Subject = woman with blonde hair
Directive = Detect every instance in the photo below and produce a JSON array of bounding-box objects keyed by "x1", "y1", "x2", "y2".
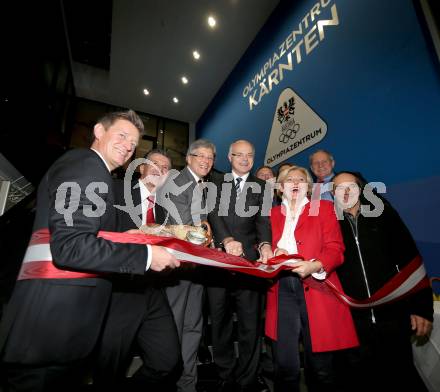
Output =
[{"x1": 265, "y1": 165, "x2": 358, "y2": 392}]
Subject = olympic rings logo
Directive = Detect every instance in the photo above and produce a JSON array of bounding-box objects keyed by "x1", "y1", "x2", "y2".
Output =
[{"x1": 279, "y1": 121, "x2": 300, "y2": 144}]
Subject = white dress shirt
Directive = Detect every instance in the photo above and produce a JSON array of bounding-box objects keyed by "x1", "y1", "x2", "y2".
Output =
[
  {"x1": 138, "y1": 180, "x2": 155, "y2": 271},
  {"x1": 277, "y1": 197, "x2": 326, "y2": 280},
  {"x1": 232, "y1": 171, "x2": 250, "y2": 193},
  {"x1": 277, "y1": 197, "x2": 308, "y2": 254},
  {"x1": 139, "y1": 179, "x2": 156, "y2": 223},
  {"x1": 187, "y1": 166, "x2": 202, "y2": 183}
]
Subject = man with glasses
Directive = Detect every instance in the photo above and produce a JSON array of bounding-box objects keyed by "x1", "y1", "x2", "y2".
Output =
[
  {"x1": 207, "y1": 139, "x2": 272, "y2": 392},
  {"x1": 155, "y1": 139, "x2": 215, "y2": 392}
]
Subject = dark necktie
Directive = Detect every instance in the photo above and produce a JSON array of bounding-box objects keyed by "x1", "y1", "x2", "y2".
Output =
[
  {"x1": 235, "y1": 177, "x2": 242, "y2": 196},
  {"x1": 198, "y1": 179, "x2": 207, "y2": 204},
  {"x1": 145, "y1": 195, "x2": 155, "y2": 225}
]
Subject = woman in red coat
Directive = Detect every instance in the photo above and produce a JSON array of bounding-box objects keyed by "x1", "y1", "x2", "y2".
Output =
[{"x1": 265, "y1": 165, "x2": 358, "y2": 392}]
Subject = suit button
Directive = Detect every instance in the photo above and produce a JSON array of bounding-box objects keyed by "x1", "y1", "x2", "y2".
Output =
[{"x1": 304, "y1": 287, "x2": 309, "y2": 291}]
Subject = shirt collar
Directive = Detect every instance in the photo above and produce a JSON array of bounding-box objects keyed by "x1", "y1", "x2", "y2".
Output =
[
  {"x1": 319, "y1": 173, "x2": 335, "y2": 183},
  {"x1": 138, "y1": 179, "x2": 154, "y2": 202},
  {"x1": 232, "y1": 171, "x2": 250, "y2": 183},
  {"x1": 343, "y1": 207, "x2": 360, "y2": 220},
  {"x1": 187, "y1": 166, "x2": 202, "y2": 183},
  {"x1": 90, "y1": 148, "x2": 112, "y2": 172},
  {"x1": 282, "y1": 196, "x2": 309, "y2": 217}
]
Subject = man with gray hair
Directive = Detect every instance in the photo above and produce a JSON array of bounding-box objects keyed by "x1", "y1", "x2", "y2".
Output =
[
  {"x1": 156, "y1": 139, "x2": 216, "y2": 392},
  {"x1": 309, "y1": 149, "x2": 336, "y2": 201}
]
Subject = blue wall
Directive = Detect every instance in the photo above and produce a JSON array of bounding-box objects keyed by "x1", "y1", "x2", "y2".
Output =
[{"x1": 197, "y1": 0, "x2": 440, "y2": 277}]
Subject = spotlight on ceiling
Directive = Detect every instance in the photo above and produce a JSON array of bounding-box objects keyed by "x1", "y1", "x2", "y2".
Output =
[
  {"x1": 192, "y1": 50, "x2": 201, "y2": 60},
  {"x1": 173, "y1": 97, "x2": 179, "y2": 103},
  {"x1": 143, "y1": 88, "x2": 150, "y2": 96},
  {"x1": 208, "y1": 16, "x2": 216, "y2": 28},
  {"x1": 181, "y1": 76, "x2": 189, "y2": 84}
]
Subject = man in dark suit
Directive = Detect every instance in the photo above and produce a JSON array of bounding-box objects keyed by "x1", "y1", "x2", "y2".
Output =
[
  {"x1": 208, "y1": 139, "x2": 273, "y2": 392},
  {"x1": 0, "y1": 110, "x2": 180, "y2": 391},
  {"x1": 155, "y1": 139, "x2": 215, "y2": 392},
  {"x1": 95, "y1": 148, "x2": 181, "y2": 390}
]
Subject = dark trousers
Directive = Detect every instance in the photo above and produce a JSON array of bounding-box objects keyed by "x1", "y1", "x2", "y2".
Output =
[
  {"x1": 272, "y1": 275, "x2": 336, "y2": 392},
  {"x1": 3, "y1": 360, "x2": 90, "y2": 392},
  {"x1": 206, "y1": 272, "x2": 263, "y2": 387},
  {"x1": 94, "y1": 284, "x2": 181, "y2": 391},
  {"x1": 337, "y1": 312, "x2": 428, "y2": 392}
]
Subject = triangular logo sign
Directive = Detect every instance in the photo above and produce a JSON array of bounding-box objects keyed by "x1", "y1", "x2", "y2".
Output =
[{"x1": 264, "y1": 87, "x2": 327, "y2": 167}]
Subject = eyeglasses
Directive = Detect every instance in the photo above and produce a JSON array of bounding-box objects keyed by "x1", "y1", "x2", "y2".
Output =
[
  {"x1": 230, "y1": 153, "x2": 254, "y2": 159},
  {"x1": 189, "y1": 153, "x2": 215, "y2": 162}
]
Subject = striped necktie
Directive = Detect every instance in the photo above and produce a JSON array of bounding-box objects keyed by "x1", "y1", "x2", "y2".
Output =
[{"x1": 235, "y1": 177, "x2": 242, "y2": 196}]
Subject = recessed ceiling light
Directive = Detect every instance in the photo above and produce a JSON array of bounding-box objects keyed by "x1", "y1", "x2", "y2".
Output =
[
  {"x1": 143, "y1": 88, "x2": 150, "y2": 96},
  {"x1": 192, "y1": 50, "x2": 201, "y2": 60},
  {"x1": 181, "y1": 76, "x2": 188, "y2": 84},
  {"x1": 208, "y1": 16, "x2": 216, "y2": 28},
  {"x1": 173, "y1": 97, "x2": 179, "y2": 103}
]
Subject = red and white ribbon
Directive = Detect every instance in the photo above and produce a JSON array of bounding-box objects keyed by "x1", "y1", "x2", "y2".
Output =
[
  {"x1": 18, "y1": 229, "x2": 302, "y2": 280},
  {"x1": 302, "y1": 255, "x2": 430, "y2": 308},
  {"x1": 20, "y1": 229, "x2": 99, "y2": 280},
  {"x1": 19, "y1": 229, "x2": 430, "y2": 308}
]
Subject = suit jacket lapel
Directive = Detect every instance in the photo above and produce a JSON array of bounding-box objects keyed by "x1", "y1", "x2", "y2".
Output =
[
  {"x1": 295, "y1": 202, "x2": 310, "y2": 232},
  {"x1": 182, "y1": 166, "x2": 197, "y2": 187},
  {"x1": 132, "y1": 181, "x2": 143, "y2": 223},
  {"x1": 183, "y1": 166, "x2": 203, "y2": 205},
  {"x1": 224, "y1": 173, "x2": 237, "y2": 202}
]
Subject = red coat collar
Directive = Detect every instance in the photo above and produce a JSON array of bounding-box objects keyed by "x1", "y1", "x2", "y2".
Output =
[{"x1": 276, "y1": 202, "x2": 311, "y2": 233}]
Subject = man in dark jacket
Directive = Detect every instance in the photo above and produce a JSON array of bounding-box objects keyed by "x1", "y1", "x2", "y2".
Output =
[
  {"x1": 94, "y1": 148, "x2": 180, "y2": 390},
  {"x1": 207, "y1": 140, "x2": 272, "y2": 392},
  {"x1": 333, "y1": 171, "x2": 433, "y2": 392},
  {"x1": 0, "y1": 110, "x2": 179, "y2": 391}
]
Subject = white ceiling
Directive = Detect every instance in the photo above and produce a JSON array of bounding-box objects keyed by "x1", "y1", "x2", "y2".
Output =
[{"x1": 71, "y1": 0, "x2": 280, "y2": 123}]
